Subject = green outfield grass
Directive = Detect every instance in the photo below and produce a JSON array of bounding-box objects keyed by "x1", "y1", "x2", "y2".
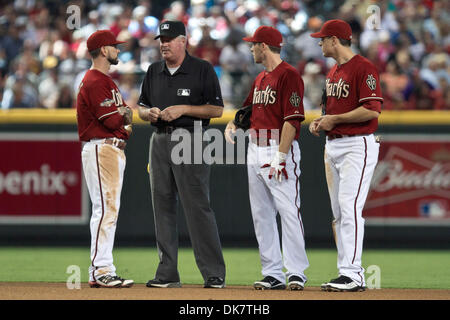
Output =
[{"x1": 0, "y1": 247, "x2": 448, "y2": 289}]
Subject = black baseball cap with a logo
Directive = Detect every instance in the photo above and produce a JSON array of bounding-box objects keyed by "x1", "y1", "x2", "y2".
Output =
[{"x1": 154, "y1": 20, "x2": 186, "y2": 40}]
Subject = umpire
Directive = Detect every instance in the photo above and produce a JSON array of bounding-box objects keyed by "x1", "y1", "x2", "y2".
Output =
[{"x1": 137, "y1": 20, "x2": 226, "y2": 288}]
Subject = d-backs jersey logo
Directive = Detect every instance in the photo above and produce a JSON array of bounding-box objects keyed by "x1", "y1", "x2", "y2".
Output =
[
  {"x1": 366, "y1": 74, "x2": 377, "y2": 90},
  {"x1": 325, "y1": 78, "x2": 350, "y2": 99},
  {"x1": 253, "y1": 85, "x2": 277, "y2": 106},
  {"x1": 289, "y1": 92, "x2": 301, "y2": 107}
]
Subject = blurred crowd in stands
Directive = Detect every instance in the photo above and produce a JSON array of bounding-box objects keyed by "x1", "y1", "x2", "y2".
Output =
[{"x1": 0, "y1": 0, "x2": 449, "y2": 111}]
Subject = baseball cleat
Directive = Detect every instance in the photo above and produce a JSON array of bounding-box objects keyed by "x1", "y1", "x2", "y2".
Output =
[
  {"x1": 287, "y1": 275, "x2": 305, "y2": 291},
  {"x1": 254, "y1": 276, "x2": 286, "y2": 290},
  {"x1": 118, "y1": 277, "x2": 134, "y2": 288},
  {"x1": 321, "y1": 276, "x2": 366, "y2": 292},
  {"x1": 93, "y1": 275, "x2": 123, "y2": 288},
  {"x1": 90, "y1": 277, "x2": 134, "y2": 288},
  {"x1": 146, "y1": 278, "x2": 182, "y2": 288},
  {"x1": 204, "y1": 277, "x2": 225, "y2": 288}
]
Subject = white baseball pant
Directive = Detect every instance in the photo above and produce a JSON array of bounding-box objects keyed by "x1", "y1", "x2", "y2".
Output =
[
  {"x1": 324, "y1": 134, "x2": 379, "y2": 286},
  {"x1": 247, "y1": 139, "x2": 309, "y2": 284},
  {"x1": 82, "y1": 140, "x2": 126, "y2": 282}
]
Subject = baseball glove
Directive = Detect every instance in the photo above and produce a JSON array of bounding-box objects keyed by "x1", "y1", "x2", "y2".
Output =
[{"x1": 233, "y1": 105, "x2": 252, "y2": 130}]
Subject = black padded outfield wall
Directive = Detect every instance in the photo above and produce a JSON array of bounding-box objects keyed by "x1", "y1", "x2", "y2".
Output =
[{"x1": 0, "y1": 111, "x2": 449, "y2": 248}]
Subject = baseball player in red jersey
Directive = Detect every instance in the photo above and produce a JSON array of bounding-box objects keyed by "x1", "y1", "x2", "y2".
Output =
[
  {"x1": 309, "y1": 20, "x2": 383, "y2": 292},
  {"x1": 225, "y1": 26, "x2": 309, "y2": 290},
  {"x1": 76, "y1": 30, "x2": 134, "y2": 288}
]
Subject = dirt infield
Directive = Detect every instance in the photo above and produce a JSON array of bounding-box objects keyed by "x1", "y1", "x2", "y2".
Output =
[{"x1": 0, "y1": 282, "x2": 448, "y2": 300}]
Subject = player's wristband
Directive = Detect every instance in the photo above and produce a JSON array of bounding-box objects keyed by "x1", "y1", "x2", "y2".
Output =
[{"x1": 275, "y1": 151, "x2": 287, "y2": 163}]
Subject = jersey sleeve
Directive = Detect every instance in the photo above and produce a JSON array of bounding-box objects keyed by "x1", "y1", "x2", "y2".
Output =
[
  {"x1": 361, "y1": 99, "x2": 382, "y2": 113},
  {"x1": 357, "y1": 61, "x2": 383, "y2": 106},
  {"x1": 202, "y1": 62, "x2": 224, "y2": 107},
  {"x1": 280, "y1": 70, "x2": 305, "y2": 122}
]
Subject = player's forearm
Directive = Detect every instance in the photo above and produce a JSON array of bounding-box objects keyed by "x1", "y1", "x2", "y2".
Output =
[
  {"x1": 278, "y1": 121, "x2": 297, "y2": 154},
  {"x1": 118, "y1": 106, "x2": 133, "y2": 125},
  {"x1": 332, "y1": 106, "x2": 379, "y2": 124},
  {"x1": 179, "y1": 104, "x2": 223, "y2": 119}
]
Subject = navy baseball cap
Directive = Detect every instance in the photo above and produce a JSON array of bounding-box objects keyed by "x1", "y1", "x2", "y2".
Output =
[{"x1": 154, "y1": 20, "x2": 186, "y2": 40}]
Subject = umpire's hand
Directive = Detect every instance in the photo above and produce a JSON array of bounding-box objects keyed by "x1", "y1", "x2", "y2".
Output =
[
  {"x1": 147, "y1": 107, "x2": 161, "y2": 123},
  {"x1": 160, "y1": 105, "x2": 185, "y2": 122}
]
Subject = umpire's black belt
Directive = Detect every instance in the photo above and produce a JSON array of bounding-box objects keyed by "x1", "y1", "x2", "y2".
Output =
[{"x1": 156, "y1": 126, "x2": 204, "y2": 134}]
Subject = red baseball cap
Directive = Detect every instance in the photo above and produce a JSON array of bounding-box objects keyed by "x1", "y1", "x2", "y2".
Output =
[
  {"x1": 310, "y1": 19, "x2": 352, "y2": 41},
  {"x1": 87, "y1": 30, "x2": 126, "y2": 52},
  {"x1": 243, "y1": 26, "x2": 283, "y2": 48}
]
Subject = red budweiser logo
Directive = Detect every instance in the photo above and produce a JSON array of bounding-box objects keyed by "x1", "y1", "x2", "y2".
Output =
[
  {"x1": 371, "y1": 148, "x2": 450, "y2": 192},
  {"x1": 364, "y1": 137, "x2": 450, "y2": 224}
]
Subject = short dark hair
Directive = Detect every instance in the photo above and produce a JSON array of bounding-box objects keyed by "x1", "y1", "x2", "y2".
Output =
[
  {"x1": 338, "y1": 38, "x2": 351, "y2": 47},
  {"x1": 89, "y1": 48, "x2": 101, "y2": 58},
  {"x1": 268, "y1": 45, "x2": 281, "y2": 54}
]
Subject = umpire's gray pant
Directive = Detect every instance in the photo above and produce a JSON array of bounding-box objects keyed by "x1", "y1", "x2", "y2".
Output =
[{"x1": 148, "y1": 129, "x2": 226, "y2": 282}]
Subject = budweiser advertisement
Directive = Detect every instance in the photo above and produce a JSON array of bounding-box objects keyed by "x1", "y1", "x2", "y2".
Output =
[
  {"x1": 0, "y1": 133, "x2": 88, "y2": 224},
  {"x1": 365, "y1": 134, "x2": 450, "y2": 226}
]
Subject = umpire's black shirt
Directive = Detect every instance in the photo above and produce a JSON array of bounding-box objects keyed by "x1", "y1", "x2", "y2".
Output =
[{"x1": 138, "y1": 51, "x2": 224, "y2": 128}]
